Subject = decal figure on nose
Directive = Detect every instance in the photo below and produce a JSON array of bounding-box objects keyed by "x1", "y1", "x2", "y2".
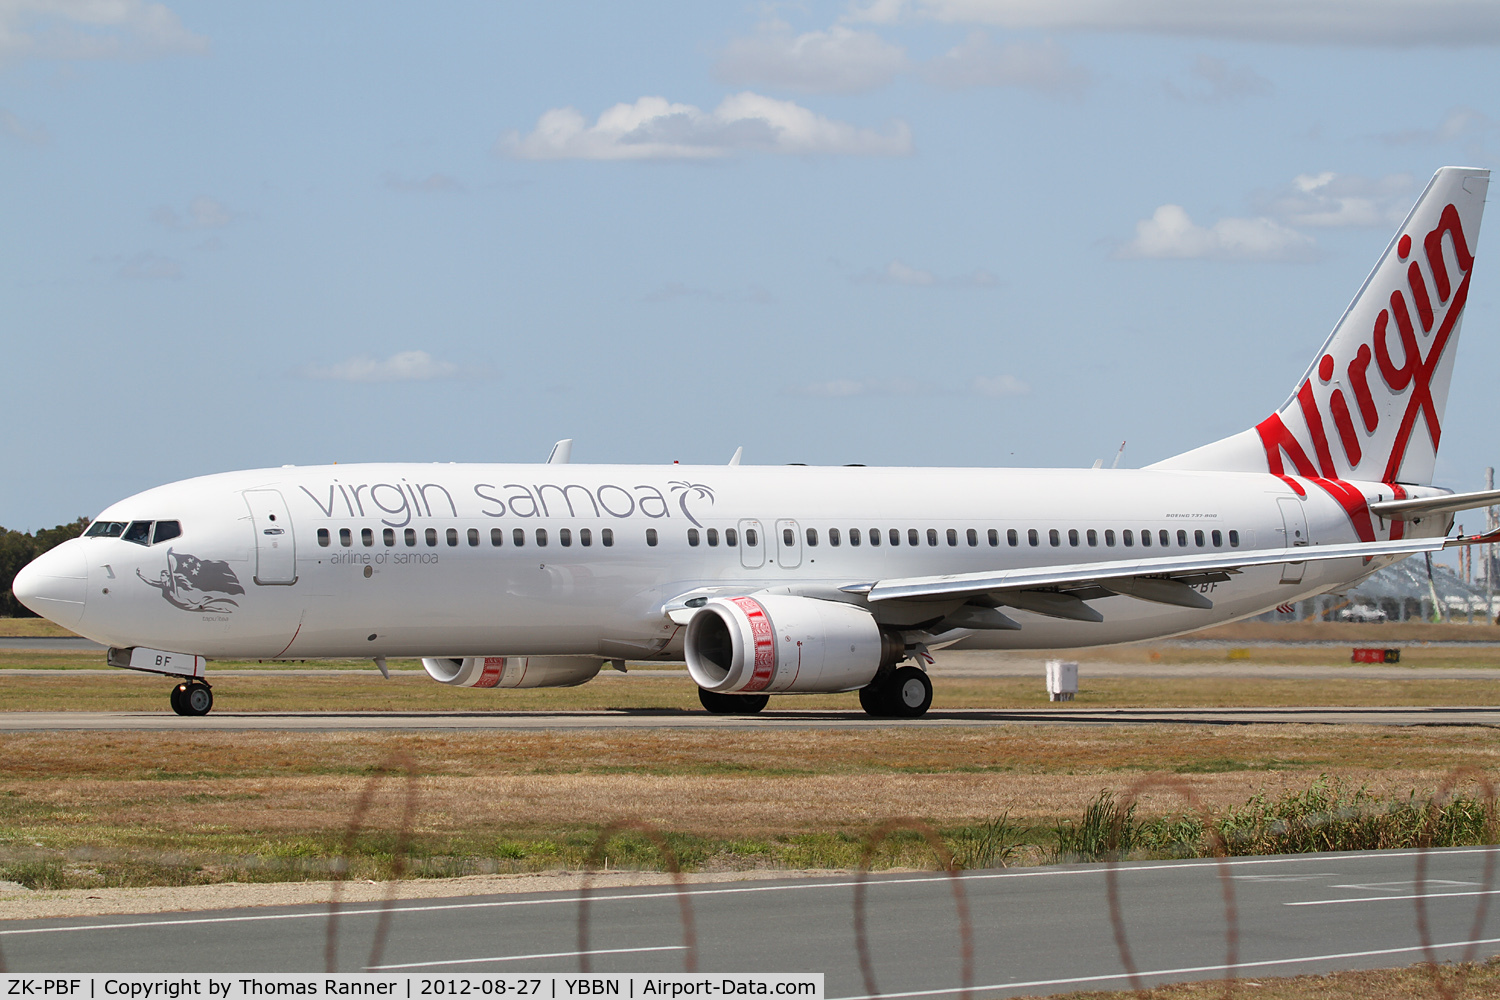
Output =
[{"x1": 138, "y1": 549, "x2": 246, "y2": 613}]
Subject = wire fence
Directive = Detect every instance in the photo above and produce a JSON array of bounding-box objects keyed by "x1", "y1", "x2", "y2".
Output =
[{"x1": 1, "y1": 760, "x2": 1498, "y2": 997}]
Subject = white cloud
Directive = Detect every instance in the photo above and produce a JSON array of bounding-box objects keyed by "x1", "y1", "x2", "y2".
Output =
[
  {"x1": 152, "y1": 196, "x2": 232, "y2": 230},
  {"x1": 717, "y1": 22, "x2": 908, "y2": 93},
  {"x1": 1166, "y1": 54, "x2": 1272, "y2": 102},
  {"x1": 854, "y1": 259, "x2": 1000, "y2": 287},
  {"x1": 783, "y1": 374, "x2": 1026, "y2": 397},
  {"x1": 925, "y1": 32, "x2": 1090, "y2": 95},
  {"x1": 384, "y1": 173, "x2": 465, "y2": 193},
  {"x1": 112, "y1": 251, "x2": 180, "y2": 280},
  {"x1": 860, "y1": 0, "x2": 1500, "y2": 45},
  {"x1": 1378, "y1": 106, "x2": 1494, "y2": 145},
  {"x1": 0, "y1": 107, "x2": 47, "y2": 145},
  {"x1": 971, "y1": 374, "x2": 1029, "y2": 397},
  {"x1": 302, "y1": 351, "x2": 466, "y2": 383},
  {"x1": 1257, "y1": 171, "x2": 1414, "y2": 228},
  {"x1": 1116, "y1": 204, "x2": 1314, "y2": 261},
  {"x1": 500, "y1": 92, "x2": 912, "y2": 160},
  {"x1": 0, "y1": 0, "x2": 207, "y2": 63}
]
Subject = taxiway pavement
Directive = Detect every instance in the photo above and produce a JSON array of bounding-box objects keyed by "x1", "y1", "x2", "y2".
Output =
[
  {"x1": 0, "y1": 705, "x2": 1497, "y2": 730},
  {"x1": 2, "y1": 849, "x2": 1497, "y2": 996}
]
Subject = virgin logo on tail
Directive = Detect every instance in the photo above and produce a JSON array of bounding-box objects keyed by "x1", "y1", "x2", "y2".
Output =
[{"x1": 1257, "y1": 203, "x2": 1475, "y2": 490}]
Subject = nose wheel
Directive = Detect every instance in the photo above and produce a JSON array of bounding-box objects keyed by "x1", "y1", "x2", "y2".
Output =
[{"x1": 169, "y1": 681, "x2": 214, "y2": 716}]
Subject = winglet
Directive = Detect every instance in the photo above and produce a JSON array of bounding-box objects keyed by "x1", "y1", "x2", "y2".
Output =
[
  {"x1": 546, "y1": 439, "x2": 573, "y2": 464},
  {"x1": 728, "y1": 446, "x2": 743, "y2": 466}
]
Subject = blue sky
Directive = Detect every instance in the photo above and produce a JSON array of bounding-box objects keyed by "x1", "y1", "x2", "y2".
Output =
[{"x1": 3, "y1": 1, "x2": 1500, "y2": 535}]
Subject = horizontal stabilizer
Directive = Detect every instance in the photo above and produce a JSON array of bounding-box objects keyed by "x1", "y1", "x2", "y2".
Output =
[{"x1": 1369, "y1": 488, "x2": 1500, "y2": 521}]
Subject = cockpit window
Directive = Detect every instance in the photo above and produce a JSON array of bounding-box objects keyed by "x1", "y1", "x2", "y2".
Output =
[
  {"x1": 122, "y1": 521, "x2": 153, "y2": 545},
  {"x1": 153, "y1": 520, "x2": 182, "y2": 544},
  {"x1": 85, "y1": 521, "x2": 126, "y2": 538}
]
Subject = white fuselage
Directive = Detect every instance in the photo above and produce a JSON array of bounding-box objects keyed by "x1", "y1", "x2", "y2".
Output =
[{"x1": 40, "y1": 462, "x2": 1446, "y2": 662}]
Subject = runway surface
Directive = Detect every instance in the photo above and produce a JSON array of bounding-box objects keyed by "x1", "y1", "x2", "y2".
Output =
[
  {"x1": 3, "y1": 849, "x2": 1498, "y2": 995},
  {"x1": 1, "y1": 705, "x2": 1498, "y2": 730}
]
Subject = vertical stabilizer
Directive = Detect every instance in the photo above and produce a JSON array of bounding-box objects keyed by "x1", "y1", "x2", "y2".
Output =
[{"x1": 1151, "y1": 166, "x2": 1488, "y2": 486}]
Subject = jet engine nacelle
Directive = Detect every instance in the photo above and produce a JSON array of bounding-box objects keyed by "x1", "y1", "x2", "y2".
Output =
[
  {"x1": 685, "y1": 594, "x2": 903, "y2": 694},
  {"x1": 421, "y1": 655, "x2": 602, "y2": 688}
]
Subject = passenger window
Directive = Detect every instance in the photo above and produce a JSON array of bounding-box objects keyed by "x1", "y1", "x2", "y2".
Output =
[
  {"x1": 804, "y1": 528, "x2": 816, "y2": 547},
  {"x1": 1141, "y1": 530, "x2": 1151, "y2": 547},
  {"x1": 405, "y1": 528, "x2": 416, "y2": 546},
  {"x1": 383, "y1": 528, "x2": 395, "y2": 546},
  {"x1": 890, "y1": 528, "x2": 901, "y2": 546},
  {"x1": 726, "y1": 528, "x2": 738, "y2": 546},
  {"x1": 1087, "y1": 529, "x2": 1098, "y2": 547},
  {"x1": 647, "y1": 528, "x2": 658, "y2": 547},
  {"x1": 580, "y1": 528, "x2": 592, "y2": 546},
  {"x1": 123, "y1": 521, "x2": 152, "y2": 545},
  {"x1": 746, "y1": 528, "x2": 758, "y2": 546},
  {"x1": 446, "y1": 528, "x2": 459, "y2": 547},
  {"x1": 1007, "y1": 529, "x2": 1018, "y2": 547},
  {"x1": 707, "y1": 528, "x2": 719, "y2": 546},
  {"x1": 830, "y1": 528, "x2": 841, "y2": 546},
  {"x1": 317, "y1": 528, "x2": 330, "y2": 547},
  {"x1": 1160, "y1": 530, "x2": 1170, "y2": 547},
  {"x1": 868, "y1": 528, "x2": 879, "y2": 546},
  {"x1": 362, "y1": 528, "x2": 374, "y2": 547},
  {"x1": 426, "y1": 527, "x2": 438, "y2": 547},
  {"x1": 559, "y1": 528, "x2": 570, "y2": 547},
  {"x1": 849, "y1": 528, "x2": 861, "y2": 547},
  {"x1": 85, "y1": 521, "x2": 127, "y2": 538},
  {"x1": 1212, "y1": 530, "x2": 1222, "y2": 547},
  {"x1": 1068, "y1": 529, "x2": 1079, "y2": 547},
  {"x1": 491, "y1": 528, "x2": 504, "y2": 546},
  {"x1": 688, "y1": 528, "x2": 700, "y2": 547},
  {"x1": 1123, "y1": 530, "x2": 1134, "y2": 547},
  {"x1": 786, "y1": 528, "x2": 797, "y2": 546},
  {"x1": 341, "y1": 528, "x2": 353, "y2": 547},
  {"x1": 1194, "y1": 530, "x2": 1205, "y2": 547},
  {"x1": 927, "y1": 528, "x2": 938, "y2": 546},
  {"x1": 153, "y1": 521, "x2": 182, "y2": 544},
  {"x1": 1028, "y1": 528, "x2": 1039, "y2": 546},
  {"x1": 535, "y1": 528, "x2": 547, "y2": 546},
  {"x1": 1105, "y1": 529, "x2": 1115, "y2": 546},
  {"x1": 602, "y1": 528, "x2": 613, "y2": 546},
  {"x1": 988, "y1": 528, "x2": 999, "y2": 547},
  {"x1": 513, "y1": 528, "x2": 525, "y2": 547},
  {"x1": 1049, "y1": 529, "x2": 1060, "y2": 547},
  {"x1": 469, "y1": 528, "x2": 481, "y2": 547},
  {"x1": 966, "y1": 528, "x2": 978, "y2": 546},
  {"x1": 909, "y1": 529, "x2": 920, "y2": 546},
  {"x1": 1229, "y1": 530, "x2": 1240, "y2": 547}
]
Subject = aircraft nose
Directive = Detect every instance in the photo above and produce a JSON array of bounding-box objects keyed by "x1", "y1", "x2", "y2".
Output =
[{"x1": 12, "y1": 540, "x2": 87, "y2": 629}]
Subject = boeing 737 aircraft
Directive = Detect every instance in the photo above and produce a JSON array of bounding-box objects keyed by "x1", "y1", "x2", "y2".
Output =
[{"x1": 13, "y1": 166, "x2": 1499, "y2": 718}]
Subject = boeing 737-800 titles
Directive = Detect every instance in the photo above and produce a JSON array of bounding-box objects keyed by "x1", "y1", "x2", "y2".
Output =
[{"x1": 13, "y1": 166, "x2": 1500, "y2": 718}]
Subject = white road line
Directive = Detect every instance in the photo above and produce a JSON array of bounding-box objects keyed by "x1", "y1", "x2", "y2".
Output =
[
  {"x1": 831, "y1": 934, "x2": 1500, "y2": 1000},
  {"x1": 3, "y1": 848, "x2": 1494, "y2": 937},
  {"x1": 1288, "y1": 888, "x2": 1500, "y2": 906},
  {"x1": 369, "y1": 946, "x2": 685, "y2": 970}
]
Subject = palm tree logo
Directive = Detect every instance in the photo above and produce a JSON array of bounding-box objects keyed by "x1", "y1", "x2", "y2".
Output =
[{"x1": 669, "y1": 481, "x2": 715, "y2": 527}]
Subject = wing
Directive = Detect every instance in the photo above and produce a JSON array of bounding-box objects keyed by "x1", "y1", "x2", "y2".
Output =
[{"x1": 854, "y1": 536, "x2": 1449, "y2": 613}]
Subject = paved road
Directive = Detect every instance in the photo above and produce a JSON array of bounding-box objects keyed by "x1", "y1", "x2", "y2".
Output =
[
  {"x1": 2, "y1": 849, "x2": 1497, "y2": 996},
  {"x1": 1, "y1": 705, "x2": 1497, "y2": 731}
]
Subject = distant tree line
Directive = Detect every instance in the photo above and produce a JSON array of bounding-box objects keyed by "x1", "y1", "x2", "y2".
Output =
[{"x1": 0, "y1": 519, "x2": 88, "y2": 617}]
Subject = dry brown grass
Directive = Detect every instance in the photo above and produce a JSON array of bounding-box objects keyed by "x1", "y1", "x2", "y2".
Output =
[
  {"x1": 1030, "y1": 959, "x2": 1500, "y2": 998},
  {"x1": 0, "y1": 619, "x2": 77, "y2": 637}
]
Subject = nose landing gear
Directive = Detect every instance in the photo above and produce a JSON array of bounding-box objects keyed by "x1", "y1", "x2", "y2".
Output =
[{"x1": 169, "y1": 680, "x2": 214, "y2": 716}]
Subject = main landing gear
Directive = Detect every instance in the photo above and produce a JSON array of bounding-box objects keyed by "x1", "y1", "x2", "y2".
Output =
[
  {"x1": 859, "y1": 665, "x2": 933, "y2": 719},
  {"x1": 169, "y1": 680, "x2": 214, "y2": 717},
  {"x1": 698, "y1": 688, "x2": 770, "y2": 715}
]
